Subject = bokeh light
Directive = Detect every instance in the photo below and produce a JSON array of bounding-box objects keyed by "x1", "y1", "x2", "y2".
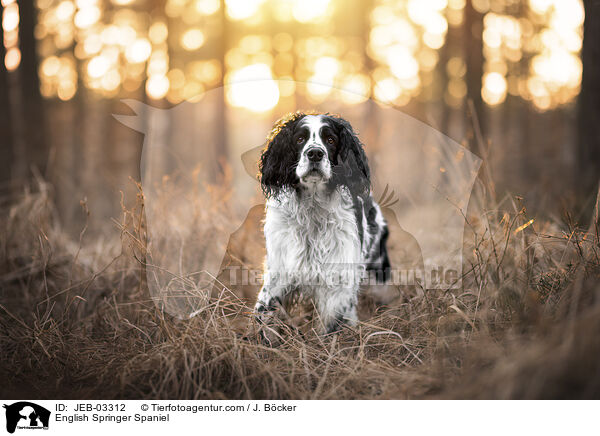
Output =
[
  {"x1": 226, "y1": 63, "x2": 279, "y2": 112},
  {"x1": 4, "y1": 46, "x2": 20, "y2": 71},
  {"x1": 225, "y1": 0, "x2": 265, "y2": 21},
  {"x1": 482, "y1": 0, "x2": 583, "y2": 110},
  {"x1": 2, "y1": 0, "x2": 21, "y2": 71},
  {"x1": 181, "y1": 28, "x2": 205, "y2": 51},
  {"x1": 24, "y1": 0, "x2": 583, "y2": 112},
  {"x1": 482, "y1": 71, "x2": 507, "y2": 105}
]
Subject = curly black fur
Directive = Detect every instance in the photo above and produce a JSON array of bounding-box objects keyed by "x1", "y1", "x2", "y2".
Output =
[
  {"x1": 259, "y1": 115, "x2": 305, "y2": 198},
  {"x1": 259, "y1": 112, "x2": 371, "y2": 199},
  {"x1": 327, "y1": 116, "x2": 371, "y2": 198}
]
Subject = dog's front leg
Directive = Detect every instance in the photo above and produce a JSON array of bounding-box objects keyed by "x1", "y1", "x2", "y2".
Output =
[
  {"x1": 254, "y1": 285, "x2": 287, "y2": 316},
  {"x1": 254, "y1": 284, "x2": 291, "y2": 345},
  {"x1": 316, "y1": 287, "x2": 358, "y2": 334}
]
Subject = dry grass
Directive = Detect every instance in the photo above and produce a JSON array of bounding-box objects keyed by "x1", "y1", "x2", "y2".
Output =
[{"x1": 1, "y1": 173, "x2": 599, "y2": 399}]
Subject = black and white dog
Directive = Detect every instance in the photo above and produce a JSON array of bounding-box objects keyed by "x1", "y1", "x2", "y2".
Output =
[{"x1": 254, "y1": 112, "x2": 391, "y2": 335}]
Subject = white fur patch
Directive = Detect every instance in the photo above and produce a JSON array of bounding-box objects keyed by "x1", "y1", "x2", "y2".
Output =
[
  {"x1": 255, "y1": 114, "x2": 390, "y2": 335},
  {"x1": 295, "y1": 115, "x2": 332, "y2": 184},
  {"x1": 259, "y1": 187, "x2": 362, "y2": 328}
]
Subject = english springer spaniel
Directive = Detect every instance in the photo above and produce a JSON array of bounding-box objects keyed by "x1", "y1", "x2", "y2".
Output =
[{"x1": 255, "y1": 112, "x2": 391, "y2": 337}]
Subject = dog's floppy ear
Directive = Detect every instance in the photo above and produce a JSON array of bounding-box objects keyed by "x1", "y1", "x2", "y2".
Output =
[
  {"x1": 259, "y1": 114, "x2": 303, "y2": 198},
  {"x1": 332, "y1": 117, "x2": 371, "y2": 197}
]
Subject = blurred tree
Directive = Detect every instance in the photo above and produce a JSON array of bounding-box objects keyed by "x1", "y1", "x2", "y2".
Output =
[
  {"x1": 579, "y1": 0, "x2": 600, "y2": 201},
  {"x1": 18, "y1": 0, "x2": 44, "y2": 176},
  {"x1": 465, "y1": 0, "x2": 484, "y2": 145},
  {"x1": 217, "y1": 0, "x2": 228, "y2": 163},
  {"x1": 0, "y1": 3, "x2": 13, "y2": 186}
]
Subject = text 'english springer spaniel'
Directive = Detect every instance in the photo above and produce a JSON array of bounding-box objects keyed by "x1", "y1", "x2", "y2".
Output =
[{"x1": 255, "y1": 112, "x2": 391, "y2": 339}]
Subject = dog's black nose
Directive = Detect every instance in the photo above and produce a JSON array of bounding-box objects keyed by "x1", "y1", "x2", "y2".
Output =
[{"x1": 306, "y1": 147, "x2": 324, "y2": 162}]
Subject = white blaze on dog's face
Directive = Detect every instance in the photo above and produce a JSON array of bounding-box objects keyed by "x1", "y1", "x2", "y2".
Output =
[
  {"x1": 260, "y1": 112, "x2": 370, "y2": 200},
  {"x1": 294, "y1": 115, "x2": 338, "y2": 186}
]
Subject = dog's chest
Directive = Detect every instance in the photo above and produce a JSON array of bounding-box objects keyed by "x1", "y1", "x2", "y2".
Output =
[{"x1": 265, "y1": 190, "x2": 361, "y2": 280}]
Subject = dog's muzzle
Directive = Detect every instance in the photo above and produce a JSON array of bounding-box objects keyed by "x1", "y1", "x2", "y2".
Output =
[
  {"x1": 306, "y1": 147, "x2": 324, "y2": 162},
  {"x1": 298, "y1": 145, "x2": 330, "y2": 182}
]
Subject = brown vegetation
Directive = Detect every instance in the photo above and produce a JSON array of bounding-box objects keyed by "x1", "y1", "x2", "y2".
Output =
[{"x1": 0, "y1": 175, "x2": 599, "y2": 399}]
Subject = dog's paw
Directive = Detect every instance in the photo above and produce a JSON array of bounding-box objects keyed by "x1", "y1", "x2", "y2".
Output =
[
  {"x1": 253, "y1": 308, "x2": 284, "y2": 347},
  {"x1": 324, "y1": 314, "x2": 358, "y2": 335},
  {"x1": 257, "y1": 324, "x2": 284, "y2": 347},
  {"x1": 325, "y1": 321, "x2": 344, "y2": 335}
]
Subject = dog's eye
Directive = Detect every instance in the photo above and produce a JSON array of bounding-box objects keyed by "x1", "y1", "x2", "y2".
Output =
[
  {"x1": 296, "y1": 136, "x2": 305, "y2": 144},
  {"x1": 327, "y1": 137, "x2": 335, "y2": 145}
]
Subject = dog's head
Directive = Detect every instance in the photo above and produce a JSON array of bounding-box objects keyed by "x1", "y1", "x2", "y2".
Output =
[{"x1": 259, "y1": 112, "x2": 370, "y2": 198}]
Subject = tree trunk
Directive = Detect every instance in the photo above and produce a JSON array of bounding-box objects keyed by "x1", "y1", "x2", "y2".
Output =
[
  {"x1": 579, "y1": 0, "x2": 600, "y2": 199},
  {"x1": 465, "y1": 0, "x2": 484, "y2": 147},
  {"x1": 18, "y1": 0, "x2": 45, "y2": 175},
  {"x1": 0, "y1": 3, "x2": 14, "y2": 186}
]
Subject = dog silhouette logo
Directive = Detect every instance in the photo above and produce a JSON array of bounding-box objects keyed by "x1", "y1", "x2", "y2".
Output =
[
  {"x1": 114, "y1": 91, "x2": 481, "y2": 319},
  {"x1": 3, "y1": 402, "x2": 50, "y2": 433}
]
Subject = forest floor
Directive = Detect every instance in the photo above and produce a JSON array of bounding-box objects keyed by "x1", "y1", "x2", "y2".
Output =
[{"x1": 1, "y1": 175, "x2": 599, "y2": 399}]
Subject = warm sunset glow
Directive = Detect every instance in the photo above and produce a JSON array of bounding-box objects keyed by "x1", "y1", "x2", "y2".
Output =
[
  {"x1": 148, "y1": 21, "x2": 168, "y2": 44},
  {"x1": 2, "y1": 0, "x2": 20, "y2": 72},
  {"x1": 278, "y1": 78, "x2": 295, "y2": 97},
  {"x1": 147, "y1": 50, "x2": 169, "y2": 76},
  {"x1": 57, "y1": 78, "x2": 77, "y2": 100},
  {"x1": 226, "y1": 63, "x2": 279, "y2": 112},
  {"x1": 4, "y1": 46, "x2": 21, "y2": 71},
  {"x1": 482, "y1": 71, "x2": 507, "y2": 105},
  {"x1": 125, "y1": 38, "x2": 152, "y2": 63},
  {"x1": 374, "y1": 77, "x2": 401, "y2": 104},
  {"x1": 304, "y1": 56, "x2": 341, "y2": 100},
  {"x1": 41, "y1": 56, "x2": 60, "y2": 77},
  {"x1": 2, "y1": 2, "x2": 19, "y2": 32},
  {"x1": 195, "y1": 0, "x2": 220, "y2": 15},
  {"x1": 290, "y1": 0, "x2": 331, "y2": 23},
  {"x1": 225, "y1": 0, "x2": 265, "y2": 20},
  {"x1": 481, "y1": 0, "x2": 583, "y2": 109},
  {"x1": 146, "y1": 74, "x2": 170, "y2": 99},
  {"x1": 29, "y1": 0, "x2": 583, "y2": 111},
  {"x1": 55, "y1": 1, "x2": 75, "y2": 20},
  {"x1": 87, "y1": 55, "x2": 110, "y2": 79},
  {"x1": 74, "y1": 4, "x2": 101, "y2": 29},
  {"x1": 339, "y1": 74, "x2": 370, "y2": 104},
  {"x1": 387, "y1": 46, "x2": 419, "y2": 80},
  {"x1": 181, "y1": 28, "x2": 205, "y2": 51},
  {"x1": 531, "y1": 51, "x2": 582, "y2": 88}
]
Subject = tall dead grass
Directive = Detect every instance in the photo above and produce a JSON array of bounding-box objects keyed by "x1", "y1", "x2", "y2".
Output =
[{"x1": 0, "y1": 173, "x2": 599, "y2": 399}]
